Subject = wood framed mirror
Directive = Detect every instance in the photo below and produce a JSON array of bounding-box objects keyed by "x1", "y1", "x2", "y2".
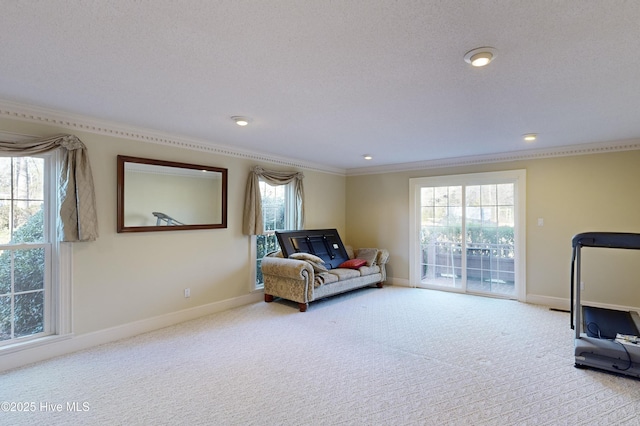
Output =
[{"x1": 117, "y1": 155, "x2": 227, "y2": 233}]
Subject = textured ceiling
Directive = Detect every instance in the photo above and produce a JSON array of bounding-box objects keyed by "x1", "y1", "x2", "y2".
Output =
[{"x1": 1, "y1": 1, "x2": 640, "y2": 171}]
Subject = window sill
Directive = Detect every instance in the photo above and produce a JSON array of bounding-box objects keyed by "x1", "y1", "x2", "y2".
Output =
[{"x1": 0, "y1": 333, "x2": 74, "y2": 355}]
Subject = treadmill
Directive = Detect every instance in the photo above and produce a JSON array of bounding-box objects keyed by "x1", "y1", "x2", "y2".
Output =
[{"x1": 571, "y1": 232, "x2": 640, "y2": 378}]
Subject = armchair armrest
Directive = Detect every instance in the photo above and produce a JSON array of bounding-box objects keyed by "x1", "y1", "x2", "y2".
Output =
[
  {"x1": 261, "y1": 257, "x2": 315, "y2": 309},
  {"x1": 377, "y1": 249, "x2": 389, "y2": 265},
  {"x1": 353, "y1": 247, "x2": 389, "y2": 265},
  {"x1": 260, "y1": 257, "x2": 314, "y2": 281}
]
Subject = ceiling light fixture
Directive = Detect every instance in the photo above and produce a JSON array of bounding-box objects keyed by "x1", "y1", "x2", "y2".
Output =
[
  {"x1": 363, "y1": 155, "x2": 373, "y2": 160},
  {"x1": 231, "y1": 116, "x2": 250, "y2": 126},
  {"x1": 523, "y1": 133, "x2": 537, "y2": 142},
  {"x1": 464, "y1": 47, "x2": 497, "y2": 67}
]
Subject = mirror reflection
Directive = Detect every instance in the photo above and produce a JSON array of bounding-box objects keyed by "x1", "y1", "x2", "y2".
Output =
[{"x1": 117, "y1": 156, "x2": 227, "y2": 232}]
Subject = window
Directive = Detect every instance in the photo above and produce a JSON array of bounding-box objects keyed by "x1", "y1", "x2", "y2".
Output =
[
  {"x1": 253, "y1": 180, "x2": 295, "y2": 288},
  {"x1": 0, "y1": 155, "x2": 50, "y2": 344},
  {"x1": 0, "y1": 152, "x2": 71, "y2": 350},
  {"x1": 409, "y1": 170, "x2": 526, "y2": 301}
]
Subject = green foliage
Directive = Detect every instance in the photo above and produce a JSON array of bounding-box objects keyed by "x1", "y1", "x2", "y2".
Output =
[
  {"x1": 0, "y1": 203, "x2": 42, "y2": 243},
  {"x1": 421, "y1": 224, "x2": 515, "y2": 262},
  {"x1": 256, "y1": 234, "x2": 280, "y2": 285},
  {"x1": 13, "y1": 204, "x2": 45, "y2": 243},
  {"x1": 0, "y1": 207, "x2": 45, "y2": 341},
  {"x1": 421, "y1": 224, "x2": 514, "y2": 246},
  {"x1": 256, "y1": 192, "x2": 287, "y2": 285},
  {"x1": 13, "y1": 292, "x2": 44, "y2": 337}
]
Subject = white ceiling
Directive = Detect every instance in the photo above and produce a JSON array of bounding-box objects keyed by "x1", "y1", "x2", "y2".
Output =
[{"x1": 2, "y1": 1, "x2": 640, "y2": 172}]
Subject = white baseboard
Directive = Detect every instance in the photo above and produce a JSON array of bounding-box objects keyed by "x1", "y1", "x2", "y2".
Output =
[
  {"x1": 386, "y1": 276, "x2": 410, "y2": 287},
  {"x1": 0, "y1": 292, "x2": 263, "y2": 373},
  {"x1": 526, "y1": 293, "x2": 640, "y2": 313},
  {"x1": 525, "y1": 294, "x2": 570, "y2": 310},
  {"x1": 387, "y1": 285, "x2": 640, "y2": 313},
  {"x1": 578, "y1": 300, "x2": 640, "y2": 313}
]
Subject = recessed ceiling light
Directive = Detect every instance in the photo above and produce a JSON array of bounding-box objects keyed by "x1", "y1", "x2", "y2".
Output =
[
  {"x1": 231, "y1": 116, "x2": 250, "y2": 126},
  {"x1": 363, "y1": 155, "x2": 373, "y2": 160},
  {"x1": 464, "y1": 47, "x2": 497, "y2": 67},
  {"x1": 523, "y1": 133, "x2": 537, "y2": 142}
]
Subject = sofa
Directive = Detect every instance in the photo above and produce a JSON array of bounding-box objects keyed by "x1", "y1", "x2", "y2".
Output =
[{"x1": 261, "y1": 246, "x2": 389, "y2": 312}]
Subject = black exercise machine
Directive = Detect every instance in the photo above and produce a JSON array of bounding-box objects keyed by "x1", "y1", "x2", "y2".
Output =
[{"x1": 571, "y1": 232, "x2": 640, "y2": 378}]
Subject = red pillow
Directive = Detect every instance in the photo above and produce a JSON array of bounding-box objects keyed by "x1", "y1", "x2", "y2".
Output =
[{"x1": 339, "y1": 258, "x2": 367, "y2": 269}]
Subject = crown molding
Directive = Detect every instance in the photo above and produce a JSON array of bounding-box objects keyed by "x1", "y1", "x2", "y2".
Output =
[
  {"x1": 0, "y1": 129, "x2": 37, "y2": 142},
  {"x1": 0, "y1": 99, "x2": 346, "y2": 176},
  {"x1": 345, "y1": 138, "x2": 640, "y2": 176},
  {"x1": 3, "y1": 99, "x2": 639, "y2": 178}
]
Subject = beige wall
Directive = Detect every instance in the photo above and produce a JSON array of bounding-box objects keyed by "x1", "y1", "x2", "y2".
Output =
[
  {"x1": 346, "y1": 149, "x2": 640, "y2": 308},
  {"x1": 0, "y1": 117, "x2": 345, "y2": 336}
]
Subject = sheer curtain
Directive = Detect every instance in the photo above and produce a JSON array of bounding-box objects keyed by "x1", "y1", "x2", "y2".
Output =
[
  {"x1": 0, "y1": 134, "x2": 99, "y2": 242},
  {"x1": 243, "y1": 166, "x2": 304, "y2": 235}
]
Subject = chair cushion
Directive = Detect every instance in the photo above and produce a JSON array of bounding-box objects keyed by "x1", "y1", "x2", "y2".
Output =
[
  {"x1": 339, "y1": 258, "x2": 367, "y2": 269},
  {"x1": 355, "y1": 248, "x2": 378, "y2": 266},
  {"x1": 289, "y1": 253, "x2": 328, "y2": 273},
  {"x1": 328, "y1": 268, "x2": 361, "y2": 280}
]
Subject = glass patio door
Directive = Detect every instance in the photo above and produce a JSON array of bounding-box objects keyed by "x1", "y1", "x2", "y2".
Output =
[
  {"x1": 464, "y1": 183, "x2": 515, "y2": 296},
  {"x1": 419, "y1": 185, "x2": 464, "y2": 291},
  {"x1": 410, "y1": 171, "x2": 525, "y2": 300}
]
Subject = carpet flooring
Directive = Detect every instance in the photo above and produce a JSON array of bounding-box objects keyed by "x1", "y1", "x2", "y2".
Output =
[{"x1": 1, "y1": 286, "x2": 639, "y2": 425}]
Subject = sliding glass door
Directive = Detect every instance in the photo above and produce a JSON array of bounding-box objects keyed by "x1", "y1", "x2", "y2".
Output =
[
  {"x1": 419, "y1": 185, "x2": 464, "y2": 290},
  {"x1": 410, "y1": 171, "x2": 526, "y2": 300},
  {"x1": 464, "y1": 183, "x2": 516, "y2": 296}
]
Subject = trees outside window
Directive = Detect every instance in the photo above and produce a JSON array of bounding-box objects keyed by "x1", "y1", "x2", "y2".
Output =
[{"x1": 0, "y1": 156, "x2": 50, "y2": 344}]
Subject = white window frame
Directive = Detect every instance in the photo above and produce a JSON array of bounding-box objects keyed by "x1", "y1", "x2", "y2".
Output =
[
  {"x1": 250, "y1": 180, "x2": 295, "y2": 291},
  {"x1": 0, "y1": 149, "x2": 72, "y2": 355},
  {"x1": 409, "y1": 170, "x2": 526, "y2": 301}
]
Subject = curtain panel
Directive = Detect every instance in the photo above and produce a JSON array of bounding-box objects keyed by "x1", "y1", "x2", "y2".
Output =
[
  {"x1": 0, "y1": 134, "x2": 99, "y2": 242},
  {"x1": 242, "y1": 166, "x2": 304, "y2": 235}
]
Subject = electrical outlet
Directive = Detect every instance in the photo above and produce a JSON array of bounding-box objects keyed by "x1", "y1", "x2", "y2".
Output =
[{"x1": 184, "y1": 288, "x2": 191, "y2": 298}]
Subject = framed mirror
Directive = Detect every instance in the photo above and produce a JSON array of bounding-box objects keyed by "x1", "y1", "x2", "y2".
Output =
[{"x1": 117, "y1": 155, "x2": 227, "y2": 233}]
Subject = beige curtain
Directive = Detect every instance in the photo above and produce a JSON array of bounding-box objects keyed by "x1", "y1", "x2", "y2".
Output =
[
  {"x1": 0, "y1": 134, "x2": 99, "y2": 242},
  {"x1": 243, "y1": 166, "x2": 304, "y2": 235}
]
